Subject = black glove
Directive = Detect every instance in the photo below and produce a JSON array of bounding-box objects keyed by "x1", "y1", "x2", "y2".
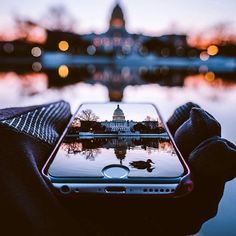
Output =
[{"x1": 0, "y1": 100, "x2": 74, "y2": 235}]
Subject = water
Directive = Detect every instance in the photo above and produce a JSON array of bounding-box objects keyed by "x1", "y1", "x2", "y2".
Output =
[
  {"x1": 0, "y1": 65, "x2": 236, "y2": 235},
  {"x1": 48, "y1": 138, "x2": 184, "y2": 178}
]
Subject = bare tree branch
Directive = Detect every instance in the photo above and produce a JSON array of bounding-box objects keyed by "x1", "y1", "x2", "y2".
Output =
[{"x1": 77, "y1": 109, "x2": 99, "y2": 121}]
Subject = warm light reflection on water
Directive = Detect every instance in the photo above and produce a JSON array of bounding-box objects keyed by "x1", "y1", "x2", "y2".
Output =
[{"x1": 0, "y1": 72, "x2": 48, "y2": 98}]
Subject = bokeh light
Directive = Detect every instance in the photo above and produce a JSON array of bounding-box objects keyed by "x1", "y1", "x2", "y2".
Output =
[
  {"x1": 205, "y1": 71, "x2": 215, "y2": 81},
  {"x1": 200, "y1": 51, "x2": 209, "y2": 61},
  {"x1": 58, "y1": 41, "x2": 69, "y2": 51},
  {"x1": 32, "y1": 62, "x2": 42, "y2": 72},
  {"x1": 207, "y1": 45, "x2": 218, "y2": 56},
  {"x1": 87, "y1": 45, "x2": 96, "y2": 55},
  {"x1": 161, "y1": 48, "x2": 170, "y2": 57},
  {"x1": 199, "y1": 65, "x2": 208, "y2": 73},
  {"x1": 31, "y1": 47, "x2": 42, "y2": 57},
  {"x1": 58, "y1": 65, "x2": 69, "y2": 78},
  {"x1": 3, "y1": 43, "x2": 14, "y2": 53}
]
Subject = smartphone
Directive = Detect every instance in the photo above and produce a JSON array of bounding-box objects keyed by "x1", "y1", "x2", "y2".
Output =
[{"x1": 42, "y1": 103, "x2": 193, "y2": 197}]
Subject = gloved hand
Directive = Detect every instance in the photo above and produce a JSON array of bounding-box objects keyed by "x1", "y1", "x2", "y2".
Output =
[
  {"x1": 167, "y1": 102, "x2": 236, "y2": 183},
  {"x1": 0, "y1": 100, "x2": 75, "y2": 235},
  {"x1": 0, "y1": 101, "x2": 235, "y2": 236}
]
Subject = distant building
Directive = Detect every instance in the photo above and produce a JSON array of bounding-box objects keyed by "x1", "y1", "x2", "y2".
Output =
[
  {"x1": 101, "y1": 105, "x2": 136, "y2": 132},
  {"x1": 82, "y1": 2, "x2": 187, "y2": 55}
]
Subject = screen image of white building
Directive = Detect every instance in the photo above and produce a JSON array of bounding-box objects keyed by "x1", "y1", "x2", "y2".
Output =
[{"x1": 101, "y1": 105, "x2": 137, "y2": 133}]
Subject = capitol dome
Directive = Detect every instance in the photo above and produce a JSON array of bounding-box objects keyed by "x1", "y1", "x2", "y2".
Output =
[
  {"x1": 109, "y1": 2, "x2": 126, "y2": 28},
  {"x1": 112, "y1": 105, "x2": 125, "y2": 121}
]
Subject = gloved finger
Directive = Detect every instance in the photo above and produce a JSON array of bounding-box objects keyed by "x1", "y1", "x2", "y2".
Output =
[
  {"x1": 174, "y1": 107, "x2": 221, "y2": 159},
  {"x1": 189, "y1": 136, "x2": 236, "y2": 182},
  {"x1": 167, "y1": 102, "x2": 200, "y2": 136}
]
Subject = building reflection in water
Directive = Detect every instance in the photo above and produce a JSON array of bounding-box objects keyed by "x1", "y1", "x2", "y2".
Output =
[
  {"x1": 1, "y1": 63, "x2": 235, "y2": 103},
  {"x1": 61, "y1": 137, "x2": 172, "y2": 164}
]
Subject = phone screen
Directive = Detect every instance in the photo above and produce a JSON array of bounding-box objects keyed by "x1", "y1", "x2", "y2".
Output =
[{"x1": 48, "y1": 103, "x2": 185, "y2": 179}]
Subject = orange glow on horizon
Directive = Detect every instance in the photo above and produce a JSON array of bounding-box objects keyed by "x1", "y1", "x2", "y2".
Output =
[
  {"x1": 0, "y1": 26, "x2": 47, "y2": 44},
  {"x1": 184, "y1": 74, "x2": 236, "y2": 89}
]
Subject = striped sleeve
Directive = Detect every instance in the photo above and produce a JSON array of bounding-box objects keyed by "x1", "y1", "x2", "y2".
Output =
[{"x1": 0, "y1": 101, "x2": 71, "y2": 145}]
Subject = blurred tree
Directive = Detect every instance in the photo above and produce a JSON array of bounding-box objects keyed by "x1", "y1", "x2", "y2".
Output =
[
  {"x1": 189, "y1": 22, "x2": 236, "y2": 48},
  {"x1": 133, "y1": 122, "x2": 147, "y2": 133},
  {"x1": 41, "y1": 5, "x2": 76, "y2": 32},
  {"x1": 13, "y1": 17, "x2": 46, "y2": 43},
  {"x1": 61, "y1": 142, "x2": 82, "y2": 154},
  {"x1": 71, "y1": 117, "x2": 81, "y2": 127},
  {"x1": 11, "y1": 5, "x2": 76, "y2": 42},
  {"x1": 81, "y1": 149, "x2": 101, "y2": 161},
  {"x1": 144, "y1": 116, "x2": 156, "y2": 121}
]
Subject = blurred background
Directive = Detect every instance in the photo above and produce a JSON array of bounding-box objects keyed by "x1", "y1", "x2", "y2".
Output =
[{"x1": 0, "y1": 0, "x2": 236, "y2": 234}]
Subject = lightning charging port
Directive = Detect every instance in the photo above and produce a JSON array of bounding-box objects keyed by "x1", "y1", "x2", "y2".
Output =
[{"x1": 105, "y1": 187, "x2": 126, "y2": 193}]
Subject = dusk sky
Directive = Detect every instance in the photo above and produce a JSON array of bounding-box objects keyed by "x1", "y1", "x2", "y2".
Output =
[
  {"x1": 77, "y1": 103, "x2": 159, "y2": 122},
  {"x1": 0, "y1": 0, "x2": 236, "y2": 37}
]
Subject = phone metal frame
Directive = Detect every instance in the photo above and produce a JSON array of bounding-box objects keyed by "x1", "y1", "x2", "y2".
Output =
[{"x1": 42, "y1": 102, "x2": 192, "y2": 197}]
